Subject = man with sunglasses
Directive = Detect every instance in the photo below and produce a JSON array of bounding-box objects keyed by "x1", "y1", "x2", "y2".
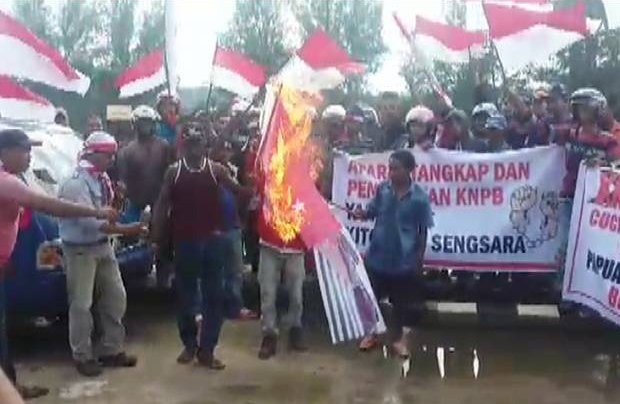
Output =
[
  {"x1": 58, "y1": 131, "x2": 147, "y2": 377},
  {"x1": 0, "y1": 129, "x2": 118, "y2": 397}
]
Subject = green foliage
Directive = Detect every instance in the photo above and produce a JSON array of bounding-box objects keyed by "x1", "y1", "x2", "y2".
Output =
[
  {"x1": 220, "y1": 0, "x2": 290, "y2": 75},
  {"x1": 293, "y1": 0, "x2": 385, "y2": 73},
  {"x1": 12, "y1": 0, "x2": 54, "y2": 43}
]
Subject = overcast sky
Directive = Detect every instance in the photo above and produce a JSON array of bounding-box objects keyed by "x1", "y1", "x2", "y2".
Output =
[
  {"x1": 1, "y1": 0, "x2": 445, "y2": 92},
  {"x1": 174, "y1": 0, "x2": 444, "y2": 91}
]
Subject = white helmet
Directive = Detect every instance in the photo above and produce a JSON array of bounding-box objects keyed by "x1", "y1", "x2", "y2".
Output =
[
  {"x1": 83, "y1": 131, "x2": 118, "y2": 155},
  {"x1": 405, "y1": 105, "x2": 434, "y2": 125},
  {"x1": 131, "y1": 105, "x2": 159, "y2": 121},
  {"x1": 321, "y1": 104, "x2": 346, "y2": 120},
  {"x1": 157, "y1": 90, "x2": 180, "y2": 105}
]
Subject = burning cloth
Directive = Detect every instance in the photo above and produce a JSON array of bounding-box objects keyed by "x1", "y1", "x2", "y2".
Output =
[{"x1": 258, "y1": 85, "x2": 386, "y2": 343}]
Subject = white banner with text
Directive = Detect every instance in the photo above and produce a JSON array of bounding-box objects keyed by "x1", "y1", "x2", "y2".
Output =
[
  {"x1": 563, "y1": 164, "x2": 620, "y2": 326},
  {"x1": 332, "y1": 146, "x2": 569, "y2": 271}
]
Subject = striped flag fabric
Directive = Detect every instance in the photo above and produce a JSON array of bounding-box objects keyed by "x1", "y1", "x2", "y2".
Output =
[
  {"x1": 465, "y1": 0, "x2": 553, "y2": 31},
  {"x1": 392, "y1": 13, "x2": 454, "y2": 108},
  {"x1": 485, "y1": 1, "x2": 588, "y2": 74},
  {"x1": 0, "y1": 75, "x2": 55, "y2": 122},
  {"x1": 314, "y1": 227, "x2": 386, "y2": 344},
  {"x1": 414, "y1": 15, "x2": 485, "y2": 64},
  {"x1": 211, "y1": 46, "x2": 266, "y2": 100},
  {"x1": 116, "y1": 49, "x2": 166, "y2": 98},
  {"x1": 276, "y1": 30, "x2": 364, "y2": 93},
  {"x1": 0, "y1": 10, "x2": 90, "y2": 94}
]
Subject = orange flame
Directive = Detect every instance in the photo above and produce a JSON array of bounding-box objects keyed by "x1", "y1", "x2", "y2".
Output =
[{"x1": 265, "y1": 87, "x2": 321, "y2": 242}]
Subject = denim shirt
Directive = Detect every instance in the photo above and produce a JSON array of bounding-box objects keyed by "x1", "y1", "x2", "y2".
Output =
[
  {"x1": 366, "y1": 181, "x2": 434, "y2": 274},
  {"x1": 58, "y1": 167, "x2": 107, "y2": 245}
]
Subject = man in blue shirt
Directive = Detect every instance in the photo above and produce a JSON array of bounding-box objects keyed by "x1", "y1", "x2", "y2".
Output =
[{"x1": 354, "y1": 150, "x2": 433, "y2": 358}]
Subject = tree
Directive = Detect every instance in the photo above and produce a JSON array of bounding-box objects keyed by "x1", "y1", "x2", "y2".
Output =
[
  {"x1": 106, "y1": 0, "x2": 137, "y2": 69},
  {"x1": 12, "y1": 0, "x2": 55, "y2": 45},
  {"x1": 56, "y1": 0, "x2": 105, "y2": 72},
  {"x1": 292, "y1": 0, "x2": 385, "y2": 73},
  {"x1": 136, "y1": 0, "x2": 165, "y2": 60},
  {"x1": 220, "y1": 0, "x2": 290, "y2": 74}
]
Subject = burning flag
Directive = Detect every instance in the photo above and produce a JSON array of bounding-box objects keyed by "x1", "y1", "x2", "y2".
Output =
[
  {"x1": 259, "y1": 85, "x2": 338, "y2": 247},
  {"x1": 258, "y1": 85, "x2": 385, "y2": 343}
]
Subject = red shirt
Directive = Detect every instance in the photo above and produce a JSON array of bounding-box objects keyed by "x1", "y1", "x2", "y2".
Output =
[{"x1": 0, "y1": 168, "x2": 38, "y2": 268}]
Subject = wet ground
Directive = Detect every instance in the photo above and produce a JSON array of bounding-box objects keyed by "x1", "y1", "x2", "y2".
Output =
[{"x1": 9, "y1": 288, "x2": 620, "y2": 404}]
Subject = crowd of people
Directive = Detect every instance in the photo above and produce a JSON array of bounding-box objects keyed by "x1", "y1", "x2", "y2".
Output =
[{"x1": 1, "y1": 81, "x2": 620, "y2": 402}]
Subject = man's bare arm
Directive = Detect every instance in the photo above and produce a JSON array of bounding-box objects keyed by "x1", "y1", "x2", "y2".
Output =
[
  {"x1": 0, "y1": 369, "x2": 24, "y2": 404},
  {"x1": 212, "y1": 162, "x2": 253, "y2": 198},
  {"x1": 152, "y1": 165, "x2": 176, "y2": 243},
  {"x1": 21, "y1": 191, "x2": 115, "y2": 221}
]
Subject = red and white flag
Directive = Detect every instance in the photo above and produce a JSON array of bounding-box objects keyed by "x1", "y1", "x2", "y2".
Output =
[
  {"x1": 0, "y1": 75, "x2": 55, "y2": 122},
  {"x1": 0, "y1": 11, "x2": 90, "y2": 95},
  {"x1": 485, "y1": 1, "x2": 587, "y2": 74},
  {"x1": 392, "y1": 13, "x2": 453, "y2": 108},
  {"x1": 116, "y1": 49, "x2": 165, "y2": 98},
  {"x1": 211, "y1": 46, "x2": 266, "y2": 100},
  {"x1": 415, "y1": 16, "x2": 485, "y2": 64},
  {"x1": 277, "y1": 30, "x2": 364, "y2": 93},
  {"x1": 466, "y1": 0, "x2": 553, "y2": 30}
]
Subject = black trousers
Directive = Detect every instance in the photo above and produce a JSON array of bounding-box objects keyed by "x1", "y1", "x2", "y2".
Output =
[
  {"x1": 0, "y1": 278, "x2": 16, "y2": 382},
  {"x1": 368, "y1": 270, "x2": 425, "y2": 340}
]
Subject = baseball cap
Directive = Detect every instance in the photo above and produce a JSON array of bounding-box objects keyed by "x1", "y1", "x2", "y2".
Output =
[{"x1": 0, "y1": 129, "x2": 42, "y2": 150}]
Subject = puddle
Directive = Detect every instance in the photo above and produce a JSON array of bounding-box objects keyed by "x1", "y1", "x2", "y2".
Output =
[
  {"x1": 59, "y1": 380, "x2": 110, "y2": 400},
  {"x1": 396, "y1": 327, "x2": 620, "y2": 399}
]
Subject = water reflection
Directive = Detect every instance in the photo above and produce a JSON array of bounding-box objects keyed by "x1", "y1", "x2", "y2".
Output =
[{"x1": 393, "y1": 327, "x2": 620, "y2": 402}]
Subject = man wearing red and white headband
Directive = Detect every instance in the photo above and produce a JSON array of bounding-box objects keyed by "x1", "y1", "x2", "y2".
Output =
[
  {"x1": 58, "y1": 131, "x2": 147, "y2": 378},
  {"x1": 0, "y1": 129, "x2": 119, "y2": 399}
]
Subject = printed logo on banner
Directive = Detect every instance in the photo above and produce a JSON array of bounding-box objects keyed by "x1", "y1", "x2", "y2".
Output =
[
  {"x1": 564, "y1": 164, "x2": 620, "y2": 326},
  {"x1": 332, "y1": 146, "x2": 569, "y2": 272},
  {"x1": 509, "y1": 185, "x2": 561, "y2": 249}
]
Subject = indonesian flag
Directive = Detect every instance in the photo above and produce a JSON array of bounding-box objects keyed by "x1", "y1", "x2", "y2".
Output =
[
  {"x1": 0, "y1": 75, "x2": 55, "y2": 122},
  {"x1": 211, "y1": 46, "x2": 266, "y2": 100},
  {"x1": 393, "y1": 13, "x2": 453, "y2": 108},
  {"x1": 0, "y1": 11, "x2": 90, "y2": 95},
  {"x1": 466, "y1": 0, "x2": 553, "y2": 31},
  {"x1": 415, "y1": 16, "x2": 485, "y2": 64},
  {"x1": 485, "y1": 1, "x2": 588, "y2": 74},
  {"x1": 277, "y1": 30, "x2": 365, "y2": 93},
  {"x1": 116, "y1": 49, "x2": 165, "y2": 98}
]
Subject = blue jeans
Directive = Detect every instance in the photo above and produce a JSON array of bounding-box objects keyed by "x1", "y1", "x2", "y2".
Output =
[
  {"x1": 174, "y1": 236, "x2": 227, "y2": 353},
  {"x1": 223, "y1": 229, "x2": 244, "y2": 319},
  {"x1": 0, "y1": 279, "x2": 15, "y2": 382}
]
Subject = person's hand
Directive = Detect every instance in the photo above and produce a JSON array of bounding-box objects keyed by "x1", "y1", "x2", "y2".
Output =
[
  {"x1": 125, "y1": 223, "x2": 149, "y2": 238},
  {"x1": 97, "y1": 207, "x2": 119, "y2": 223},
  {"x1": 420, "y1": 140, "x2": 434, "y2": 151},
  {"x1": 585, "y1": 157, "x2": 603, "y2": 168}
]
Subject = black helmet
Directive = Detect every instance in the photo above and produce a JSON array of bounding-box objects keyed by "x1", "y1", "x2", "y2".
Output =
[
  {"x1": 549, "y1": 83, "x2": 568, "y2": 101},
  {"x1": 570, "y1": 88, "x2": 607, "y2": 112}
]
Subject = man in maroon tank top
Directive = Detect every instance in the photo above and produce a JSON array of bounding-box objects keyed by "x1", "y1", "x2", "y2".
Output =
[{"x1": 153, "y1": 132, "x2": 251, "y2": 369}]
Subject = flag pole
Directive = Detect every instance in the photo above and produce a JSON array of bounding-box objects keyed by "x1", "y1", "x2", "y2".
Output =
[
  {"x1": 481, "y1": 4, "x2": 508, "y2": 87},
  {"x1": 205, "y1": 40, "x2": 219, "y2": 112},
  {"x1": 255, "y1": 83, "x2": 283, "y2": 174}
]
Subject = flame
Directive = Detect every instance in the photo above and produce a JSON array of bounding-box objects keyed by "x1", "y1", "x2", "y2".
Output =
[{"x1": 265, "y1": 87, "x2": 321, "y2": 242}]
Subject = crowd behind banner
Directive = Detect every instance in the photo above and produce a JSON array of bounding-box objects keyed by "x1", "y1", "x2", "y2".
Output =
[{"x1": 2, "y1": 79, "x2": 620, "y2": 400}]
